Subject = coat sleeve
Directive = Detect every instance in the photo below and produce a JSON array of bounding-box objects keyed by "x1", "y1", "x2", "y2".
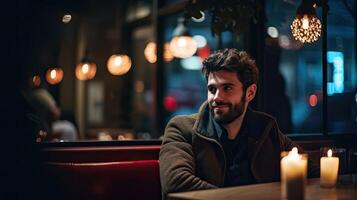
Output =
[
  {"x1": 276, "y1": 124, "x2": 320, "y2": 178},
  {"x1": 159, "y1": 116, "x2": 217, "y2": 199}
]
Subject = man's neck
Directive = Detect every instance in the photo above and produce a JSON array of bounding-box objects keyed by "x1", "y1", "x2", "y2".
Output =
[{"x1": 222, "y1": 108, "x2": 247, "y2": 140}]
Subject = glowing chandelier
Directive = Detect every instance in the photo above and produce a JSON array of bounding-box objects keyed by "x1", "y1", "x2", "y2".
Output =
[{"x1": 290, "y1": 0, "x2": 322, "y2": 43}]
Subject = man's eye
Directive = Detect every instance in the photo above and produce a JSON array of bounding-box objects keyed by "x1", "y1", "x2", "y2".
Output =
[
  {"x1": 224, "y1": 86, "x2": 232, "y2": 91},
  {"x1": 208, "y1": 87, "x2": 216, "y2": 94}
]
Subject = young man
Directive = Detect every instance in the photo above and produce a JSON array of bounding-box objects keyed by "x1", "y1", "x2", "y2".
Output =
[{"x1": 159, "y1": 49, "x2": 318, "y2": 198}]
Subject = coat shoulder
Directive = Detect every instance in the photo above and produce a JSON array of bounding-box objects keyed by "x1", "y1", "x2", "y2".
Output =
[
  {"x1": 251, "y1": 109, "x2": 277, "y2": 122},
  {"x1": 163, "y1": 114, "x2": 198, "y2": 139}
]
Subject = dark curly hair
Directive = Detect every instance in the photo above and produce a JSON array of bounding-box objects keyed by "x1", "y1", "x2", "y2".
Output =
[{"x1": 202, "y1": 48, "x2": 259, "y2": 91}]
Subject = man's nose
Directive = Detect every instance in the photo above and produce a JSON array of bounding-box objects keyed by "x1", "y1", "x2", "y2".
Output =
[{"x1": 213, "y1": 89, "x2": 223, "y2": 101}]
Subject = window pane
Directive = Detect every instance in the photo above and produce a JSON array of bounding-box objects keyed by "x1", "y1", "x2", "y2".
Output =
[
  {"x1": 126, "y1": 0, "x2": 152, "y2": 22},
  {"x1": 162, "y1": 12, "x2": 244, "y2": 125},
  {"x1": 162, "y1": 13, "x2": 211, "y2": 125},
  {"x1": 131, "y1": 25, "x2": 156, "y2": 139},
  {"x1": 327, "y1": 0, "x2": 357, "y2": 134},
  {"x1": 265, "y1": 0, "x2": 323, "y2": 134}
]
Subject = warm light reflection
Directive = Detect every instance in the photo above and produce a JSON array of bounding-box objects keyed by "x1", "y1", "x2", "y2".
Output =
[
  {"x1": 291, "y1": 14, "x2": 322, "y2": 43},
  {"x1": 62, "y1": 14, "x2": 72, "y2": 24},
  {"x1": 75, "y1": 62, "x2": 96, "y2": 80},
  {"x1": 278, "y1": 35, "x2": 303, "y2": 50},
  {"x1": 32, "y1": 75, "x2": 41, "y2": 87},
  {"x1": 170, "y1": 36, "x2": 197, "y2": 58},
  {"x1": 46, "y1": 67, "x2": 63, "y2": 85},
  {"x1": 107, "y1": 54, "x2": 132, "y2": 75},
  {"x1": 279, "y1": 35, "x2": 290, "y2": 49},
  {"x1": 135, "y1": 80, "x2": 145, "y2": 93},
  {"x1": 98, "y1": 132, "x2": 112, "y2": 141}
]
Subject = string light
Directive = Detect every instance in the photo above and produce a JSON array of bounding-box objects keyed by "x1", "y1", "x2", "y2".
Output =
[
  {"x1": 32, "y1": 75, "x2": 41, "y2": 87},
  {"x1": 75, "y1": 50, "x2": 97, "y2": 80},
  {"x1": 163, "y1": 43, "x2": 174, "y2": 62},
  {"x1": 46, "y1": 67, "x2": 63, "y2": 85},
  {"x1": 144, "y1": 42, "x2": 173, "y2": 63},
  {"x1": 144, "y1": 42, "x2": 157, "y2": 63},
  {"x1": 75, "y1": 61, "x2": 96, "y2": 80},
  {"x1": 107, "y1": 54, "x2": 132, "y2": 75}
]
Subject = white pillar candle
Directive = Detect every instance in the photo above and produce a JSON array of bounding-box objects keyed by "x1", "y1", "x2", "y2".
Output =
[
  {"x1": 320, "y1": 149, "x2": 339, "y2": 188},
  {"x1": 281, "y1": 147, "x2": 308, "y2": 200}
]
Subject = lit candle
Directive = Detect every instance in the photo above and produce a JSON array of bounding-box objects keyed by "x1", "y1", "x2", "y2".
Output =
[
  {"x1": 281, "y1": 147, "x2": 308, "y2": 200},
  {"x1": 320, "y1": 149, "x2": 339, "y2": 188}
]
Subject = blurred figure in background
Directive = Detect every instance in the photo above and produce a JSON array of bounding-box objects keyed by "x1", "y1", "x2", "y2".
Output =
[{"x1": 25, "y1": 88, "x2": 78, "y2": 141}]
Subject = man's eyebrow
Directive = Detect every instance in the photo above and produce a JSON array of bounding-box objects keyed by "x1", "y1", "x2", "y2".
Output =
[
  {"x1": 207, "y1": 83, "x2": 234, "y2": 88},
  {"x1": 207, "y1": 83, "x2": 215, "y2": 88},
  {"x1": 222, "y1": 83, "x2": 234, "y2": 87}
]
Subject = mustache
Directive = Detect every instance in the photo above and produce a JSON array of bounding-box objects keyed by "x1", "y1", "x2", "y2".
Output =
[{"x1": 210, "y1": 101, "x2": 232, "y2": 107}]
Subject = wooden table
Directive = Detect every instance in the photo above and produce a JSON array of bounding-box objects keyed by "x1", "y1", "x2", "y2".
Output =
[{"x1": 168, "y1": 178, "x2": 357, "y2": 200}]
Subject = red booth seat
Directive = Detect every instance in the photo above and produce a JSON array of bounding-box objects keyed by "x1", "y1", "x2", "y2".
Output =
[
  {"x1": 41, "y1": 145, "x2": 161, "y2": 163},
  {"x1": 45, "y1": 160, "x2": 161, "y2": 200}
]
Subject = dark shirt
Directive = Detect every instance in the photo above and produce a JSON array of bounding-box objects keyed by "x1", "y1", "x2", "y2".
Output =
[{"x1": 212, "y1": 115, "x2": 256, "y2": 187}]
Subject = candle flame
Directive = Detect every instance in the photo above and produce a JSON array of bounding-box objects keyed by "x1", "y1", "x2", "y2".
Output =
[
  {"x1": 291, "y1": 147, "x2": 298, "y2": 155},
  {"x1": 328, "y1": 149, "x2": 332, "y2": 157},
  {"x1": 286, "y1": 147, "x2": 299, "y2": 160}
]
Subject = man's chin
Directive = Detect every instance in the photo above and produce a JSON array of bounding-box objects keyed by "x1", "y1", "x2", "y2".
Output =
[{"x1": 213, "y1": 114, "x2": 232, "y2": 124}]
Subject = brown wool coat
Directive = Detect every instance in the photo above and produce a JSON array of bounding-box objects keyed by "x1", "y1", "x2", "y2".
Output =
[{"x1": 159, "y1": 102, "x2": 318, "y2": 198}]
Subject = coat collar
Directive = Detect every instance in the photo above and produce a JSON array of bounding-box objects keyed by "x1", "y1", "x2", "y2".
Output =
[
  {"x1": 193, "y1": 101, "x2": 218, "y2": 139},
  {"x1": 193, "y1": 101, "x2": 263, "y2": 143}
]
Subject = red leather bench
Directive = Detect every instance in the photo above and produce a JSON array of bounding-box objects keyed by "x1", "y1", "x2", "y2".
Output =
[
  {"x1": 41, "y1": 145, "x2": 162, "y2": 200},
  {"x1": 40, "y1": 145, "x2": 161, "y2": 163},
  {"x1": 39, "y1": 140, "x2": 337, "y2": 200},
  {"x1": 44, "y1": 160, "x2": 161, "y2": 200}
]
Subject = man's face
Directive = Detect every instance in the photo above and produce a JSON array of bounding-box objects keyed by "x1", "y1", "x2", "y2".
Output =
[{"x1": 207, "y1": 70, "x2": 247, "y2": 124}]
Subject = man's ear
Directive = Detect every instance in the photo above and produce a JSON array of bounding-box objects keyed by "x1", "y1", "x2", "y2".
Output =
[{"x1": 245, "y1": 84, "x2": 257, "y2": 103}]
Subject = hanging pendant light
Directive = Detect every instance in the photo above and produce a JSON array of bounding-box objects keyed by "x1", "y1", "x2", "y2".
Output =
[
  {"x1": 32, "y1": 75, "x2": 41, "y2": 87},
  {"x1": 144, "y1": 42, "x2": 157, "y2": 64},
  {"x1": 75, "y1": 56, "x2": 97, "y2": 81},
  {"x1": 163, "y1": 43, "x2": 174, "y2": 62},
  {"x1": 144, "y1": 42, "x2": 173, "y2": 63},
  {"x1": 290, "y1": 0, "x2": 322, "y2": 43},
  {"x1": 107, "y1": 54, "x2": 132, "y2": 75},
  {"x1": 46, "y1": 67, "x2": 64, "y2": 85},
  {"x1": 75, "y1": 49, "x2": 97, "y2": 81},
  {"x1": 169, "y1": 17, "x2": 197, "y2": 58}
]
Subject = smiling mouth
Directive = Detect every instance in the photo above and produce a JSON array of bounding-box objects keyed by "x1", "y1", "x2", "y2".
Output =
[{"x1": 213, "y1": 105, "x2": 229, "y2": 110}]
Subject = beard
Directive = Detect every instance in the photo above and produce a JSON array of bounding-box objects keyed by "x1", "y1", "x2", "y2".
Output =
[{"x1": 209, "y1": 95, "x2": 246, "y2": 125}]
